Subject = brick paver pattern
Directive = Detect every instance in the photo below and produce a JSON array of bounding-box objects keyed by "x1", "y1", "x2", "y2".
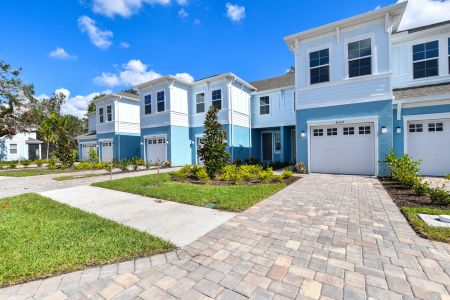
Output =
[{"x1": 1, "y1": 174, "x2": 450, "y2": 299}]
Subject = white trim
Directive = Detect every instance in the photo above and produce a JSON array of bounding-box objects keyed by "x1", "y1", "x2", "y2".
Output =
[
  {"x1": 98, "y1": 138, "x2": 113, "y2": 142},
  {"x1": 194, "y1": 91, "x2": 206, "y2": 114},
  {"x1": 211, "y1": 88, "x2": 223, "y2": 110},
  {"x1": 344, "y1": 32, "x2": 377, "y2": 79},
  {"x1": 106, "y1": 105, "x2": 113, "y2": 123},
  {"x1": 195, "y1": 133, "x2": 205, "y2": 165},
  {"x1": 260, "y1": 130, "x2": 274, "y2": 161},
  {"x1": 273, "y1": 130, "x2": 282, "y2": 154},
  {"x1": 403, "y1": 112, "x2": 450, "y2": 154},
  {"x1": 306, "y1": 116, "x2": 379, "y2": 176},
  {"x1": 409, "y1": 39, "x2": 440, "y2": 81},
  {"x1": 144, "y1": 134, "x2": 168, "y2": 163},
  {"x1": 258, "y1": 95, "x2": 271, "y2": 116},
  {"x1": 156, "y1": 90, "x2": 166, "y2": 113},
  {"x1": 297, "y1": 94, "x2": 392, "y2": 110}
]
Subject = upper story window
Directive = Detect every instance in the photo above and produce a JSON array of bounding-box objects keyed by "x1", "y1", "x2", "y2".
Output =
[
  {"x1": 157, "y1": 91, "x2": 165, "y2": 112},
  {"x1": 9, "y1": 144, "x2": 17, "y2": 154},
  {"x1": 348, "y1": 38, "x2": 372, "y2": 78},
  {"x1": 259, "y1": 96, "x2": 270, "y2": 115},
  {"x1": 212, "y1": 89, "x2": 222, "y2": 110},
  {"x1": 144, "y1": 95, "x2": 152, "y2": 114},
  {"x1": 413, "y1": 40, "x2": 439, "y2": 79},
  {"x1": 309, "y1": 48, "x2": 330, "y2": 84},
  {"x1": 99, "y1": 107, "x2": 104, "y2": 123},
  {"x1": 106, "y1": 105, "x2": 112, "y2": 122},
  {"x1": 196, "y1": 93, "x2": 205, "y2": 113}
]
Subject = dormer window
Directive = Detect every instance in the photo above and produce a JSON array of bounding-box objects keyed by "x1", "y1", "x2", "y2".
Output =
[
  {"x1": 144, "y1": 95, "x2": 151, "y2": 114},
  {"x1": 309, "y1": 49, "x2": 329, "y2": 84},
  {"x1": 107, "y1": 105, "x2": 112, "y2": 122},
  {"x1": 212, "y1": 89, "x2": 222, "y2": 110},
  {"x1": 413, "y1": 40, "x2": 439, "y2": 79},
  {"x1": 260, "y1": 96, "x2": 270, "y2": 115},
  {"x1": 99, "y1": 108, "x2": 104, "y2": 123},
  {"x1": 348, "y1": 38, "x2": 372, "y2": 78},
  {"x1": 157, "y1": 91, "x2": 165, "y2": 112}
]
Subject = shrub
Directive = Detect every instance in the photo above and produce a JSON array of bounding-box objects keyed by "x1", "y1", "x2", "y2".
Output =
[
  {"x1": 413, "y1": 180, "x2": 429, "y2": 197},
  {"x1": 385, "y1": 149, "x2": 421, "y2": 185},
  {"x1": 239, "y1": 165, "x2": 262, "y2": 182},
  {"x1": 430, "y1": 185, "x2": 450, "y2": 206},
  {"x1": 258, "y1": 168, "x2": 274, "y2": 183},
  {"x1": 48, "y1": 156, "x2": 57, "y2": 169},
  {"x1": 145, "y1": 161, "x2": 152, "y2": 170},
  {"x1": 295, "y1": 162, "x2": 308, "y2": 174},
  {"x1": 130, "y1": 157, "x2": 144, "y2": 171},
  {"x1": 8, "y1": 161, "x2": 17, "y2": 169},
  {"x1": 117, "y1": 159, "x2": 129, "y2": 171},
  {"x1": 163, "y1": 161, "x2": 171, "y2": 168},
  {"x1": 244, "y1": 157, "x2": 260, "y2": 165},
  {"x1": 445, "y1": 174, "x2": 450, "y2": 180},
  {"x1": 171, "y1": 165, "x2": 191, "y2": 180},
  {"x1": 35, "y1": 160, "x2": 44, "y2": 167},
  {"x1": 282, "y1": 169, "x2": 294, "y2": 179},
  {"x1": 218, "y1": 165, "x2": 238, "y2": 182},
  {"x1": 22, "y1": 160, "x2": 31, "y2": 167},
  {"x1": 88, "y1": 148, "x2": 99, "y2": 163},
  {"x1": 195, "y1": 168, "x2": 209, "y2": 182}
]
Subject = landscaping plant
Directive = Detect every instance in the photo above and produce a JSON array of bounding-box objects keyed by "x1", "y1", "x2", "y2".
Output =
[
  {"x1": 282, "y1": 169, "x2": 294, "y2": 179},
  {"x1": 295, "y1": 162, "x2": 308, "y2": 174},
  {"x1": 430, "y1": 185, "x2": 450, "y2": 206},
  {"x1": 197, "y1": 106, "x2": 230, "y2": 178},
  {"x1": 117, "y1": 159, "x2": 129, "y2": 171},
  {"x1": 88, "y1": 147, "x2": 99, "y2": 163},
  {"x1": 445, "y1": 174, "x2": 450, "y2": 180}
]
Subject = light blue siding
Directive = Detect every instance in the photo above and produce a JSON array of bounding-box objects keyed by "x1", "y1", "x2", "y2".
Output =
[
  {"x1": 393, "y1": 104, "x2": 450, "y2": 156},
  {"x1": 296, "y1": 99, "x2": 393, "y2": 176},
  {"x1": 97, "y1": 132, "x2": 140, "y2": 161},
  {"x1": 251, "y1": 126, "x2": 295, "y2": 162}
]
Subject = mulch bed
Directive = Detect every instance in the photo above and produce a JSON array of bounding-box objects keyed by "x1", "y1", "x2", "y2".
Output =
[
  {"x1": 379, "y1": 177, "x2": 449, "y2": 210},
  {"x1": 172, "y1": 176, "x2": 300, "y2": 186}
]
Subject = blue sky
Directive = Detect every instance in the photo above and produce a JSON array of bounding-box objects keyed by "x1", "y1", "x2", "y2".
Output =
[{"x1": 1, "y1": 0, "x2": 448, "y2": 117}]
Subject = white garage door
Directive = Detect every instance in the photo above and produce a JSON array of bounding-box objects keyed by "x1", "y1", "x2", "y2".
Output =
[
  {"x1": 146, "y1": 137, "x2": 167, "y2": 163},
  {"x1": 407, "y1": 119, "x2": 450, "y2": 176},
  {"x1": 81, "y1": 143, "x2": 97, "y2": 161},
  {"x1": 101, "y1": 141, "x2": 113, "y2": 162},
  {"x1": 310, "y1": 123, "x2": 376, "y2": 175}
]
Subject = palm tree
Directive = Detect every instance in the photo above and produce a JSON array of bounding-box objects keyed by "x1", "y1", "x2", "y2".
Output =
[{"x1": 38, "y1": 114, "x2": 58, "y2": 161}]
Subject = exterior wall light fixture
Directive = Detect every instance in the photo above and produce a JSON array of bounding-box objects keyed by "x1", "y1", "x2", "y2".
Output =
[
  {"x1": 300, "y1": 131, "x2": 305, "y2": 138},
  {"x1": 381, "y1": 126, "x2": 387, "y2": 134},
  {"x1": 396, "y1": 127, "x2": 402, "y2": 134}
]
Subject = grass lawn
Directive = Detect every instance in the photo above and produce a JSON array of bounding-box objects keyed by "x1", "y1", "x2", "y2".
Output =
[
  {"x1": 93, "y1": 172, "x2": 289, "y2": 212},
  {"x1": 401, "y1": 206, "x2": 450, "y2": 243},
  {"x1": 0, "y1": 168, "x2": 86, "y2": 177},
  {"x1": 0, "y1": 193, "x2": 174, "y2": 287}
]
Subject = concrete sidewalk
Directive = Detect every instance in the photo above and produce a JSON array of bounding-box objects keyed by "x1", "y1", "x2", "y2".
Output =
[{"x1": 40, "y1": 186, "x2": 236, "y2": 247}]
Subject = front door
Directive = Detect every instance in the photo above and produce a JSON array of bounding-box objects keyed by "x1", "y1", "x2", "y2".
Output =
[{"x1": 262, "y1": 132, "x2": 273, "y2": 161}]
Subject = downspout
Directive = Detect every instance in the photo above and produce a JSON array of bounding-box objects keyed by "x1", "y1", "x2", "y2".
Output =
[{"x1": 227, "y1": 77, "x2": 235, "y2": 162}]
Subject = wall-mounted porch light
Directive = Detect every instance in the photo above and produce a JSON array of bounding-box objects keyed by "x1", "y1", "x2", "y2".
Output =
[
  {"x1": 300, "y1": 131, "x2": 306, "y2": 138},
  {"x1": 381, "y1": 126, "x2": 387, "y2": 134},
  {"x1": 166, "y1": 140, "x2": 170, "y2": 144},
  {"x1": 140, "y1": 141, "x2": 144, "y2": 145},
  {"x1": 190, "y1": 140, "x2": 195, "y2": 145},
  {"x1": 396, "y1": 127, "x2": 402, "y2": 134}
]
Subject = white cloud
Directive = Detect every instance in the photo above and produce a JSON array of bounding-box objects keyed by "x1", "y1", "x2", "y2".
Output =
[
  {"x1": 178, "y1": 8, "x2": 188, "y2": 18},
  {"x1": 193, "y1": 18, "x2": 201, "y2": 25},
  {"x1": 92, "y1": 0, "x2": 174, "y2": 18},
  {"x1": 94, "y1": 59, "x2": 195, "y2": 87},
  {"x1": 397, "y1": 0, "x2": 450, "y2": 31},
  {"x1": 226, "y1": 3, "x2": 245, "y2": 22},
  {"x1": 49, "y1": 47, "x2": 77, "y2": 60},
  {"x1": 94, "y1": 59, "x2": 162, "y2": 87},
  {"x1": 78, "y1": 16, "x2": 113, "y2": 49},
  {"x1": 120, "y1": 42, "x2": 130, "y2": 48},
  {"x1": 176, "y1": 0, "x2": 187, "y2": 5},
  {"x1": 175, "y1": 72, "x2": 194, "y2": 83}
]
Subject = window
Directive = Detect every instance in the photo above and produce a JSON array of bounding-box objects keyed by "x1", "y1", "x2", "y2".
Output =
[
  {"x1": 313, "y1": 129, "x2": 324, "y2": 136},
  {"x1": 9, "y1": 144, "x2": 17, "y2": 154},
  {"x1": 260, "y1": 96, "x2": 270, "y2": 115},
  {"x1": 348, "y1": 38, "x2": 372, "y2": 78},
  {"x1": 212, "y1": 89, "x2": 222, "y2": 110},
  {"x1": 157, "y1": 91, "x2": 165, "y2": 112},
  {"x1": 196, "y1": 93, "x2": 205, "y2": 113},
  {"x1": 343, "y1": 127, "x2": 355, "y2": 135},
  {"x1": 144, "y1": 95, "x2": 152, "y2": 114},
  {"x1": 327, "y1": 128, "x2": 337, "y2": 136},
  {"x1": 413, "y1": 40, "x2": 439, "y2": 79},
  {"x1": 99, "y1": 108, "x2": 104, "y2": 123},
  {"x1": 428, "y1": 122, "x2": 443, "y2": 132},
  {"x1": 107, "y1": 105, "x2": 112, "y2": 122},
  {"x1": 310, "y1": 48, "x2": 330, "y2": 84},
  {"x1": 409, "y1": 123, "x2": 423, "y2": 133},
  {"x1": 274, "y1": 131, "x2": 281, "y2": 152},
  {"x1": 359, "y1": 126, "x2": 371, "y2": 135}
]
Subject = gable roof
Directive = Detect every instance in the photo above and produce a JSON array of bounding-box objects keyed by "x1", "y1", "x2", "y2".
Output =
[{"x1": 250, "y1": 72, "x2": 295, "y2": 92}]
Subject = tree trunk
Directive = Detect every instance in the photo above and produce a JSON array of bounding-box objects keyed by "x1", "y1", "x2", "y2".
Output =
[{"x1": 46, "y1": 141, "x2": 49, "y2": 161}]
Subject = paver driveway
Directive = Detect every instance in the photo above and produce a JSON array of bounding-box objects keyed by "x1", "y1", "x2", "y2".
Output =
[{"x1": 2, "y1": 174, "x2": 450, "y2": 299}]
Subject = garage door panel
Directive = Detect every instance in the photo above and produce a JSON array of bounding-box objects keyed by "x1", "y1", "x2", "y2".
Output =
[
  {"x1": 310, "y1": 123, "x2": 375, "y2": 175},
  {"x1": 101, "y1": 141, "x2": 113, "y2": 162},
  {"x1": 81, "y1": 143, "x2": 97, "y2": 161},
  {"x1": 146, "y1": 137, "x2": 167, "y2": 163},
  {"x1": 407, "y1": 118, "x2": 450, "y2": 176}
]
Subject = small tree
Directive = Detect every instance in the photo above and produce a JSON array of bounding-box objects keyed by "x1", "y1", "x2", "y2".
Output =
[{"x1": 197, "y1": 106, "x2": 230, "y2": 178}]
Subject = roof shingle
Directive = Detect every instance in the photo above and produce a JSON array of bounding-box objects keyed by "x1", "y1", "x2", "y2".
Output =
[
  {"x1": 250, "y1": 72, "x2": 295, "y2": 92},
  {"x1": 394, "y1": 82, "x2": 450, "y2": 100}
]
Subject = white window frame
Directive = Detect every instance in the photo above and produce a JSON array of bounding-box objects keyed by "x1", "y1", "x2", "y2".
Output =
[
  {"x1": 259, "y1": 96, "x2": 270, "y2": 115},
  {"x1": 106, "y1": 105, "x2": 113, "y2": 122},
  {"x1": 344, "y1": 33, "x2": 376, "y2": 79},
  {"x1": 211, "y1": 89, "x2": 222, "y2": 110},
  {"x1": 9, "y1": 143, "x2": 17, "y2": 154},
  {"x1": 156, "y1": 90, "x2": 165, "y2": 113},
  {"x1": 99, "y1": 107, "x2": 104, "y2": 123},
  {"x1": 411, "y1": 40, "x2": 439, "y2": 80},
  {"x1": 306, "y1": 43, "x2": 332, "y2": 86},
  {"x1": 144, "y1": 94, "x2": 152, "y2": 115},
  {"x1": 274, "y1": 131, "x2": 281, "y2": 153},
  {"x1": 195, "y1": 92, "x2": 205, "y2": 114},
  {"x1": 308, "y1": 47, "x2": 331, "y2": 85}
]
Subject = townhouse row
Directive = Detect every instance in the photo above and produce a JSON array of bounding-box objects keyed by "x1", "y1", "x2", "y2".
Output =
[{"x1": 76, "y1": 1, "x2": 450, "y2": 177}]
